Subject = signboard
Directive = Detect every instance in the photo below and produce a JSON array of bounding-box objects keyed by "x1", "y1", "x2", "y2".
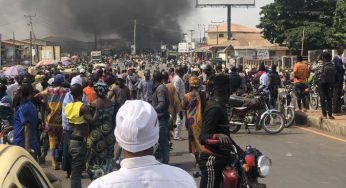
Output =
[
  {"x1": 257, "y1": 49, "x2": 269, "y2": 60},
  {"x1": 178, "y1": 43, "x2": 189, "y2": 53},
  {"x1": 196, "y1": 0, "x2": 255, "y2": 7},
  {"x1": 131, "y1": 45, "x2": 136, "y2": 55}
]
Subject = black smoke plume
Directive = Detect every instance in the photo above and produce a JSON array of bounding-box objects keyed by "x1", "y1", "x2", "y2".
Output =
[{"x1": 20, "y1": 0, "x2": 193, "y2": 49}]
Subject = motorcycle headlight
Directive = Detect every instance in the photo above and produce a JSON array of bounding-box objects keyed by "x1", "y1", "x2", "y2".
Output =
[{"x1": 257, "y1": 155, "x2": 271, "y2": 178}]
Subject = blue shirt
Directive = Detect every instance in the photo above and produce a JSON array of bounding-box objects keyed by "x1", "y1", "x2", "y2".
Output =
[
  {"x1": 137, "y1": 79, "x2": 153, "y2": 102},
  {"x1": 13, "y1": 101, "x2": 39, "y2": 150},
  {"x1": 62, "y1": 92, "x2": 88, "y2": 131}
]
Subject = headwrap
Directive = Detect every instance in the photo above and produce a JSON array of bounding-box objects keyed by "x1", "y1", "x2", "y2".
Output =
[
  {"x1": 189, "y1": 76, "x2": 201, "y2": 88},
  {"x1": 93, "y1": 82, "x2": 109, "y2": 98}
]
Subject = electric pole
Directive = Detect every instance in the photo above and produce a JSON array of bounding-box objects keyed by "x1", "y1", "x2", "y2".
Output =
[
  {"x1": 188, "y1": 29, "x2": 195, "y2": 43},
  {"x1": 24, "y1": 14, "x2": 37, "y2": 63},
  {"x1": 133, "y1": 19, "x2": 137, "y2": 55},
  {"x1": 211, "y1": 21, "x2": 224, "y2": 45},
  {"x1": 12, "y1": 32, "x2": 15, "y2": 64}
]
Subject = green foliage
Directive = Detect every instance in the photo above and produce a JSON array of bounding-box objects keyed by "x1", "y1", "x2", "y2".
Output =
[
  {"x1": 331, "y1": 0, "x2": 346, "y2": 47},
  {"x1": 258, "y1": 0, "x2": 338, "y2": 50}
]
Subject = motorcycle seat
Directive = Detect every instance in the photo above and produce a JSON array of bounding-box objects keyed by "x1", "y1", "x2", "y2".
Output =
[{"x1": 229, "y1": 96, "x2": 245, "y2": 107}]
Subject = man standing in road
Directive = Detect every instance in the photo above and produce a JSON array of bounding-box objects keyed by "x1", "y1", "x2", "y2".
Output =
[
  {"x1": 88, "y1": 100, "x2": 196, "y2": 188},
  {"x1": 152, "y1": 71, "x2": 170, "y2": 164},
  {"x1": 293, "y1": 55, "x2": 309, "y2": 112},
  {"x1": 13, "y1": 83, "x2": 39, "y2": 157},
  {"x1": 332, "y1": 47, "x2": 345, "y2": 114},
  {"x1": 172, "y1": 66, "x2": 185, "y2": 140},
  {"x1": 126, "y1": 68, "x2": 139, "y2": 100},
  {"x1": 137, "y1": 70, "x2": 153, "y2": 103},
  {"x1": 319, "y1": 52, "x2": 336, "y2": 119}
]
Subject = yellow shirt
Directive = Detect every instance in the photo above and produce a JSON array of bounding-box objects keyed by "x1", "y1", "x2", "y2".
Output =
[{"x1": 64, "y1": 101, "x2": 86, "y2": 125}]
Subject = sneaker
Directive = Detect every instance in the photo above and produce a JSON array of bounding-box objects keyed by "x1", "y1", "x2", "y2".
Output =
[
  {"x1": 328, "y1": 115, "x2": 335, "y2": 119},
  {"x1": 173, "y1": 137, "x2": 184, "y2": 141}
]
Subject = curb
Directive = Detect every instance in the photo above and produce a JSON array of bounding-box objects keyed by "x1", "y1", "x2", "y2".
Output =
[{"x1": 295, "y1": 112, "x2": 346, "y2": 137}]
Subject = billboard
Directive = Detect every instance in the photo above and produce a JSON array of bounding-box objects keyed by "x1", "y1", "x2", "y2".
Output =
[{"x1": 196, "y1": 0, "x2": 255, "y2": 6}]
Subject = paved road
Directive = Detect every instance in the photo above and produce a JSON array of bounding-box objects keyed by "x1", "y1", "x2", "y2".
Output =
[{"x1": 42, "y1": 125, "x2": 346, "y2": 188}]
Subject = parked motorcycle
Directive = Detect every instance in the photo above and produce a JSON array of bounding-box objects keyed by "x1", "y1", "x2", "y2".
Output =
[
  {"x1": 309, "y1": 85, "x2": 320, "y2": 110},
  {"x1": 0, "y1": 118, "x2": 13, "y2": 144},
  {"x1": 278, "y1": 84, "x2": 296, "y2": 128},
  {"x1": 228, "y1": 92, "x2": 285, "y2": 134},
  {"x1": 195, "y1": 139, "x2": 270, "y2": 188}
]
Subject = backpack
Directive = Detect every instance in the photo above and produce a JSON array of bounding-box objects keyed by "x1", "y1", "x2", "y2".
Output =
[{"x1": 321, "y1": 62, "x2": 336, "y2": 84}]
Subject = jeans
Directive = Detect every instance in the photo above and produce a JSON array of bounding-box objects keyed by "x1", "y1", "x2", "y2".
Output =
[
  {"x1": 69, "y1": 139, "x2": 87, "y2": 188},
  {"x1": 199, "y1": 153, "x2": 229, "y2": 188},
  {"x1": 158, "y1": 119, "x2": 170, "y2": 164},
  {"x1": 295, "y1": 83, "x2": 307, "y2": 110},
  {"x1": 62, "y1": 131, "x2": 72, "y2": 175},
  {"x1": 319, "y1": 83, "x2": 333, "y2": 116},
  {"x1": 332, "y1": 82, "x2": 343, "y2": 113}
]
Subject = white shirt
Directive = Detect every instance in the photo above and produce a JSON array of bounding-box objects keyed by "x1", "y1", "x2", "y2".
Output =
[
  {"x1": 88, "y1": 155, "x2": 196, "y2": 188},
  {"x1": 6, "y1": 82, "x2": 19, "y2": 99},
  {"x1": 172, "y1": 75, "x2": 185, "y2": 101},
  {"x1": 259, "y1": 73, "x2": 270, "y2": 93}
]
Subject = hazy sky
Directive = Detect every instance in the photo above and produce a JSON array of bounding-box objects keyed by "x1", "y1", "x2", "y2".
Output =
[{"x1": 0, "y1": 0, "x2": 273, "y2": 41}]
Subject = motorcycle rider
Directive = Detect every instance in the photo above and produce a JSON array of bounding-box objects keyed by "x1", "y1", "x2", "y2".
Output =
[{"x1": 199, "y1": 73, "x2": 242, "y2": 188}]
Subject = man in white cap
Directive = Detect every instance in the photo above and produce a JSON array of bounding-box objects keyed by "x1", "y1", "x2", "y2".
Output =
[
  {"x1": 88, "y1": 100, "x2": 196, "y2": 188},
  {"x1": 61, "y1": 76, "x2": 88, "y2": 179}
]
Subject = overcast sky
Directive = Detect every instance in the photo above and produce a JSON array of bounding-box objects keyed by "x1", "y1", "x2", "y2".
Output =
[{"x1": 0, "y1": 0, "x2": 273, "y2": 41}]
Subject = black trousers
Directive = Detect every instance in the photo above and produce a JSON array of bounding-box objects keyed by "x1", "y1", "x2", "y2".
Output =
[
  {"x1": 319, "y1": 83, "x2": 333, "y2": 116},
  {"x1": 199, "y1": 153, "x2": 228, "y2": 188},
  {"x1": 295, "y1": 83, "x2": 307, "y2": 110},
  {"x1": 332, "y1": 82, "x2": 343, "y2": 113}
]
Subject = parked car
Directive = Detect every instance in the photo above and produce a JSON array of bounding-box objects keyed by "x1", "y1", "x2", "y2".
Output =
[{"x1": 0, "y1": 144, "x2": 61, "y2": 188}]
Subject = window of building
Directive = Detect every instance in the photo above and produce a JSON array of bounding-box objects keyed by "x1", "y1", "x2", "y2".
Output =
[{"x1": 218, "y1": 33, "x2": 224, "y2": 38}]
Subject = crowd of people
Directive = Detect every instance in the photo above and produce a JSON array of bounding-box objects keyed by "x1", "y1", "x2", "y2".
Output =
[{"x1": 0, "y1": 48, "x2": 344, "y2": 188}]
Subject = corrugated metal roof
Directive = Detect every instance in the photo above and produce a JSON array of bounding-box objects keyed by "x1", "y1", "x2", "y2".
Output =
[{"x1": 208, "y1": 23, "x2": 260, "y2": 33}]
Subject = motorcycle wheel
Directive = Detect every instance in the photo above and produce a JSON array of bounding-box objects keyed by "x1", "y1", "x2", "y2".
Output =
[
  {"x1": 283, "y1": 107, "x2": 296, "y2": 128},
  {"x1": 310, "y1": 97, "x2": 319, "y2": 110},
  {"x1": 229, "y1": 124, "x2": 241, "y2": 134},
  {"x1": 262, "y1": 111, "x2": 285, "y2": 134}
]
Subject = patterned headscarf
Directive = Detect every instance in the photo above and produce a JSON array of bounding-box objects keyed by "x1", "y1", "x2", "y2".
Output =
[{"x1": 93, "y1": 82, "x2": 109, "y2": 98}]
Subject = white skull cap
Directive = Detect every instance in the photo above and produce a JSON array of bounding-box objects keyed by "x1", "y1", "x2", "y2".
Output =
[{"x1": 115, "y1": 100, "x2": 159, "y2": 153}]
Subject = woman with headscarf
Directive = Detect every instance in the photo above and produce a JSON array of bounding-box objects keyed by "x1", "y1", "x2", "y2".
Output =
[
  {"x1": 86, "y1": 82, "x2": 117, "y2": 180},
  {"x1": 182, "y1": 76, "x2": 206, "y2": 166}
]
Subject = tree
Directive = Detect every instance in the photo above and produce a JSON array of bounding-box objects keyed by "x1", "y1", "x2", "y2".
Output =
[
  {"x1": 331, "y1": 0, "x2": 346, "y2": 47},
  {"x1": 258, "y1": 0, "x2": 337, "y2": 50}
]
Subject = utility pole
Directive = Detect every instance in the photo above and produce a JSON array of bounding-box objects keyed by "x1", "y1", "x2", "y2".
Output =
[
  {"x1": 198, "y1": 24, "x2": 205, "y2": 43},
  {"x1": 12, "y1": 32, "x2": 15, "y2": 64},
  {"x1": 24, "y1": 14, "x2": 37, "y2": 63},
  {"x1": 188, "y1": 29, "x2": 195, "y2": 43},
  {"x1": 133, "y1": 19, "x2": 137, "y2": 55},
  {"x1": 30, "y1": 31, "x2": 32, "y2": 66},
  {"x1": 0, "y1": 33, "x2": 2, "y2": 67},
  {"x1": 211, "y1": 21, "x2": 224, "y2": 45},
  {"x1": 301, "y1": 29, "x2": 305, "y2": 56}
]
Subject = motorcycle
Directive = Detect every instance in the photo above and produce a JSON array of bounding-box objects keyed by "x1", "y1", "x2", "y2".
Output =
[
  {"x1": 228, "y1": 92, "x2": 285, "y2": 134},
  {"x1": 0, "y1": 118, "x2": 13, "y2": 144},
  {"x1": 309, "y1": 85, "x2": 320, "y2": 110},
  {"x1": 278, "y1": 84, "x2": 296, "y2": 128},
  {"x1": 196, "y1": 139, "x2": 271, "y2": 188}
]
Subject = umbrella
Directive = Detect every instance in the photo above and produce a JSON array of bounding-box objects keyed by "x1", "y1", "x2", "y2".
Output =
[
  {"x1": 62, "y1": 60, "x2": 72, "y2": 66},
  {"x1": 21, "y1": 60, "x2": 31, "y2": 65},
  {"x1": 3, "y1": 66, "x2": 25, "y2": 77},
  {"x1": 35, "y1": 60, "x2": 54, "y2": 67},
  {"x1": 61, "y1": 57, "x2": 71, "y2": 62}
]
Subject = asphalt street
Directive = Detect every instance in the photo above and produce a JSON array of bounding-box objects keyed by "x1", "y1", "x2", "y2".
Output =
[{"x1": 42, "y1": 125, "x2": 346, "y2": 188}]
